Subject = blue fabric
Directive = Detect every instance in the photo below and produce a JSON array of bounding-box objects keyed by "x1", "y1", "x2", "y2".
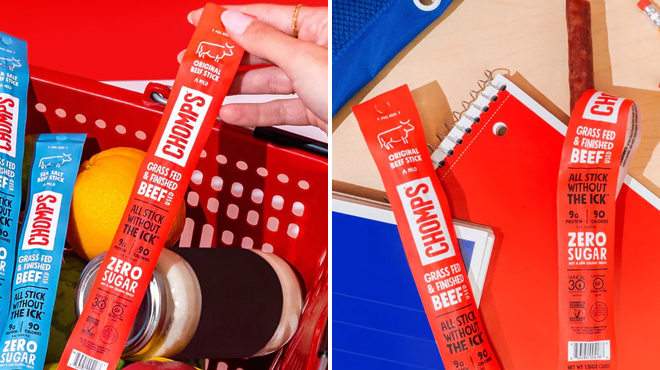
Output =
[
  {"x1": 332, "y1": 0, "x2": 455, "y2": 115},
  {"x1": 332, "y1": 210, "x2": 475, "y2": 370}
]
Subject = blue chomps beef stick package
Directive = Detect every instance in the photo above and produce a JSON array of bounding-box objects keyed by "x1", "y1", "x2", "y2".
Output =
[
  {"x1": 0, "y1": 32, "x2": 29, "y2": 331},
  {"x1": 0, "y1": 134, "x2": 85, "y2": 370}
]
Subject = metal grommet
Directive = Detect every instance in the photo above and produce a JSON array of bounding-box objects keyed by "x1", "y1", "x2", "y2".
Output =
[{"x1": 151, "y1": 91, "x2": 168, "y2": 105}]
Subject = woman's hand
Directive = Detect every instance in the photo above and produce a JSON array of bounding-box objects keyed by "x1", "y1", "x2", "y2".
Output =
[{"x1": 185, "y1": 4, "x2": 328, "y2": 133}]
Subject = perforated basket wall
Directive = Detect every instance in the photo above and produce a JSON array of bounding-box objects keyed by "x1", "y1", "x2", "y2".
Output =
[{"x1": 26, "y1": 66, "x2": 328, "y2": 370}]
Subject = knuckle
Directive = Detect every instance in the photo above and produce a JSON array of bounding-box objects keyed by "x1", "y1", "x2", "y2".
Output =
[
  {"x1": 276, "y1": 102, "x2": 289, "y2": 124},
  {"x1": 245, "y1": 23, "x2": 271, "y2": 44},
  {"x1": 266, "y1": 70, "x2": 280, "y2": 93},
  {"x1": 267, "y1": 70, "x2": 291, "y2": 94}
]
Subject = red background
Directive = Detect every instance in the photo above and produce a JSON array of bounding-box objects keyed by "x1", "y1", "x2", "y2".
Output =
[{"x1": 1, "y1": 0, "x2": 326, "y2": 82}]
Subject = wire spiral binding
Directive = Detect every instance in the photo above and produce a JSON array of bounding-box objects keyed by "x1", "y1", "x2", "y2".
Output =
[{"x1": 429, "y1": 70, "x2": 509, "y2": 168}]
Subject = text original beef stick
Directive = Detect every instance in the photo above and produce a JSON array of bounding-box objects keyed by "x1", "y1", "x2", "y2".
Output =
[
  {"x1": 353, "y1": 85, "x2": 501, "y2": 370},
  {"x1": 58, "y1": 5, "x2": 244, "y2": 370},
  {"x1": 557, "y1": 90, "x2": 640, "y2": 370}
]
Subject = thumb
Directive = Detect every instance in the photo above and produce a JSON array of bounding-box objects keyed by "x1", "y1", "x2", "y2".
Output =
[{"x1": 220, "y1": 9, "x2": 304, "y2": 74}]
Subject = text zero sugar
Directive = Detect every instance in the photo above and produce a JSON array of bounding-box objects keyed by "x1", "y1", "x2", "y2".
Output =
[
  {"x1": 557, "y1": 90, "x2": 641, "y2": 370},
  {"x1": 0, "y1": 134, "x2": 85, "y2": 370},
  {"x1": 58, "y1": 6, "x2": 244, "y2": 370},
  {"x1": 353, "y1": 85, "x2": 501, "y2": 370}
]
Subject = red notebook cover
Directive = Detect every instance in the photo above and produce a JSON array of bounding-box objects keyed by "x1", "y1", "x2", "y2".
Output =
[{"x1": 433, "y1": 74, "x2": 659, "y2": 369}]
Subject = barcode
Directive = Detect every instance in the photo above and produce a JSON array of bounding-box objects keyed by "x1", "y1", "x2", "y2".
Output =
[
  {"x1": 67, "y1": 350, "x2": 108, "y2": 370},
  {"x1": 568, "y1": 340, "x2": 611, "y2": 361}
]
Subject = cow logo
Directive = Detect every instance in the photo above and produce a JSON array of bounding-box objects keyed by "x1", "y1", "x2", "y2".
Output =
[
  {"x1": 38, "y1": 153, "x2": 72, "y2": 169},
  {"x1": 0, "y1": 57, "x2": 21, "y2": 71},
  {"x1": 196, "y1": 42, "x2": 235, "y2": 62},
  {"x1": 377, "y1": 120, "x2": 414, "y2": 150}
]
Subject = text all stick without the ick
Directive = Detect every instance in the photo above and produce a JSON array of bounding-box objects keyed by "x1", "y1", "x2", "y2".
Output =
[
  {"x1": 352, "y1": 85, "x2": 501, "y2": 370},
  {"x1": 0, "y1": 134, "x2": 86, "y2": 370},
  {"x1": 557, "y1": 90, "x2": 641, "y2": 370},
  {"x1": 0, "y1": 32, "x2": 29, "y2": 331},
  {"x1": 58, "y1": 5, "x2": 244, "y2": 370}
]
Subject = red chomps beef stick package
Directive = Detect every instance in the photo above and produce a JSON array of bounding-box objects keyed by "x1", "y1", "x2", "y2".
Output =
[
  {"x1": 353, "y1": 85, "x2": 501, "y2": 370},
  {"x1": 58, "y1": 5, "x2": 244, "y2": 370},
  {"x1": 557, "y1": 90, "x2": 640, "y2": 369}
]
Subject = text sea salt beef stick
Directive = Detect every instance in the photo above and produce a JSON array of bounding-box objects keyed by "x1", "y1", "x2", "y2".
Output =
[
  {"x1": 58, "y1": 5, "x2": 244, "y2": 370},
  {"x1": 0, "y1": 32, "x2": 29, "y2": 331},
  {"x1": 557, "y1": 91, "x2": 640, "y2": 370},
  {"x1": 0, "y1": 134, "x2": 86, "y2": 370},
  {"x1": 353, "y1": 85, "x2": 501, "y2": 370}
]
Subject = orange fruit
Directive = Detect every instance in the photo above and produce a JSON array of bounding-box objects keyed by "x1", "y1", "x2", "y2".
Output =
[{"x1": 67, "y1": 147, "x2": 186, "y2": 261}]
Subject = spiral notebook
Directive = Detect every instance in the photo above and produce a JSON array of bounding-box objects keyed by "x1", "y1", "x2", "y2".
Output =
[{"x1": 428, "y1": 73, "x2": 660, "y2": 369}]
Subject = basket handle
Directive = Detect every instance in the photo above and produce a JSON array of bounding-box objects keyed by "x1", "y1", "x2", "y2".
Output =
[
  {"x1": 143, "y1": 83, "x2": 328, "y2": 158},
  {"x1": 143, "y1": 82, "x2": 171, "y2": 108}
]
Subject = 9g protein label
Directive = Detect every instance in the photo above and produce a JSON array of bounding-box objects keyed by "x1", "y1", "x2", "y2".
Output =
[
  {"x1": 354, "y1": 85, "x2": 501, "y2": 370},
  {"x1": 557, "y1": 90, "x2": 640, "y2": 370},
  {"x1": 58, "y1": 5, "x2": 244, "y2": 370},
  {"x1": 0, "y1": 134, "x2": 85, "y2": 370}
]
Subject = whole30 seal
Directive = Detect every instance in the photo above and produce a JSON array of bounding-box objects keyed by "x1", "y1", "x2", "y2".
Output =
[
  {"x1": 0, "y1": 134, "x2": 85, "y2": 370},
  {"x1": 58, "y1": 5, "x2": 244, "y2": 370}
]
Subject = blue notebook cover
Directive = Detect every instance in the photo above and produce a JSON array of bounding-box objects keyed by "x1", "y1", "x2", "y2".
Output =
[{"x1": 333, "y1": 199, "x2": 493, "y2": 370}]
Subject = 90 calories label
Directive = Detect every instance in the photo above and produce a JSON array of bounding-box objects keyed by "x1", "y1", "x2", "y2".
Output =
[
  {"x1": 58, "y1": 5, "x2": 244, "y2": 370},
  {"x1": 557, "y1": 90, "x2": 640, "y2": 370},
  {"x1": 0, "y1": 134, "x2": 86, "y2": 370},
  {"x1": 353, "y1": 85, "x2": 501, "y2": 370}
]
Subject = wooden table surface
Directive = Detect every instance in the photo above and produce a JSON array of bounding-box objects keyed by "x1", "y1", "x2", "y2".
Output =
[{"x1": 332, "y1": 0, "x2": 660, "y2": 199}]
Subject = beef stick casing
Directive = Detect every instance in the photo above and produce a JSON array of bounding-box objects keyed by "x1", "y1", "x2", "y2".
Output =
[
  {"x1": 353, "y1": 85, "x2": 501, "y2": 370},
  {"x1": 567, "y1": 0, "x2": 595, "y2": 112},
  {"x1": 58, "y1": 5, "x2": 244, "y2": 370}
]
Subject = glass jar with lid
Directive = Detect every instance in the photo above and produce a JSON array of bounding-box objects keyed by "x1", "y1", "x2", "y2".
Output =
[{"x1": 76, "y1": 247, "x2": 303, "y2": 360}]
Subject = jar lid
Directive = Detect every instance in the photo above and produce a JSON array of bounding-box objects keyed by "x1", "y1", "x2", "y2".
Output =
[{"x1": 76, "y1": 253, "x2": 169, "y2": 358}]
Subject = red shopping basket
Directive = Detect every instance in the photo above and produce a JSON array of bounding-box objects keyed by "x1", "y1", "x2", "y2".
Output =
[{"x1": 26, "y1": 66, "x2": 328, "y2": 370}]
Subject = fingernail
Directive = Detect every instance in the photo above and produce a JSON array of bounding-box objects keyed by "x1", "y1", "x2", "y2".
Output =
[
  {"x1": 177, "y1": 50, "x2": 185, "y2": 63},
  {"x1": 221, "y1": 10, "x2": 253, "y2": 35},
  {"x1": 187, "y1": 9, "x2": 201, "y2": 25}
]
